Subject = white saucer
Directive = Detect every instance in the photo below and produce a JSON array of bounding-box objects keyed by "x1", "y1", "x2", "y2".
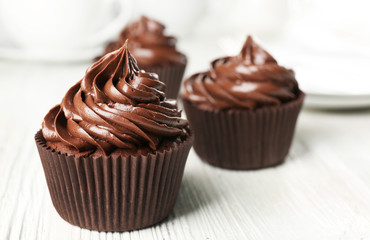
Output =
[
  {"x1": 274, "y1": 48, "x2": 370, "y2": 110},
  {"x1": 218, "y1": 35, "x2": 370, "y2": 110},
  {"x1": 0, "y1": 45, "x2": 103, "y2": 62},
  {"x1": 304, "y1": 93, "x2": 370, "y2": 109}
]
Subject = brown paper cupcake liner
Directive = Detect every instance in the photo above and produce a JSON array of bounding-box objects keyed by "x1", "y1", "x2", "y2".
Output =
[
  {"x1": 182, "y1": 92, "x2": 305, "y2": 170},
  {"x1": 144, "y1": 64, "x2": 186, "y2": 99},
  {"x1": 35, "y1": 131, "x2": 193, "y2": 232}
]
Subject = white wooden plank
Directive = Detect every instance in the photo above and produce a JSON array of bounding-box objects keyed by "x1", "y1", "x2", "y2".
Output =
[{"x1": 1, "y1": 46, "x2": 370, "y2": 240}]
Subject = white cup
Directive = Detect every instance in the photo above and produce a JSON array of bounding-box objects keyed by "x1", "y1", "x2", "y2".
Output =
[
  {"x1": 202, "y1": 0, "x2": 289, "y2": 38},
  {"x1": 0, "y1": 0, "x2": 131, "y2": 51}
]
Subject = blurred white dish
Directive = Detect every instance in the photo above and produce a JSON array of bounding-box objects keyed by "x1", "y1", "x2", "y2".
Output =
[
  {"x1": 288, "y1": 52, "x2": 370, "y2": 109},
  {"x1": 285, "y1": 0, "x2": 370, "y2": 109},
  {"x1": 304, "y1": 93, "x2": 370, "y2": 109},
  {"x1": 218, "y1": 36, "x2": 370, "y2": 109},
  {"x1": 0, "y1": 45, "x2": 102, "y2": 62}
]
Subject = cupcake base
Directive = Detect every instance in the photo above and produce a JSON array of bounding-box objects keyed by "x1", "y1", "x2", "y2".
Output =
[
  {"x1": 182, "y1": 92, "x2": 305, "y2": 170},
  {"x1": 35, "y1": 131, "x2": 193, "y2": 232},
  {"x1": 144, "y1": 64, "x2": 186, "y2": 99}
]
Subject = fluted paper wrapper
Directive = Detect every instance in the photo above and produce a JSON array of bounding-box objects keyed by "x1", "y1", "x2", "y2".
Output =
[
  {"x1": 144, "y1": 64, "x2": 186, "y2": 99},
  {"x1": 182, "y1": 92, "x2": 305, "y2": 170},
  {"x1": 35, "y1": 131, "x2": 193, "y2": 232}
]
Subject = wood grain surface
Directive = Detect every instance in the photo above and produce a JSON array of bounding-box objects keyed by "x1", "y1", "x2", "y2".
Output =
[{"x1": 1, "y1": 40, "x2": 370, "y2": 239}]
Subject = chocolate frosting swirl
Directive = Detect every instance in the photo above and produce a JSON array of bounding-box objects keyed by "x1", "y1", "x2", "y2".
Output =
[
  {"x1": 183, "y1": 36, "x2": 299, "y2": 110},
  {"x1": 42, "y1": 41, "x2": 189, "y2": 155},
  {"x1": 103, "y1": 16, "x2": 186, "y2": 67}
]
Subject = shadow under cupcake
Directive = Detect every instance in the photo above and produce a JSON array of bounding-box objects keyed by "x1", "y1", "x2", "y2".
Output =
[{"x1": 181, "y1": 36, "x2": 304, "y2": 170}]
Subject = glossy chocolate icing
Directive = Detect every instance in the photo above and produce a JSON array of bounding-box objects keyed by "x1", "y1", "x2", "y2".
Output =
[
  {"x1": 103, "y1": 16, "x2": 186, "y2": 67},
  {"x1": 182, "y1": 36, "x2": 299, "y2": 110},
  {"x1": 42, "y1": 41, "x2": 189, "y2": 156}
]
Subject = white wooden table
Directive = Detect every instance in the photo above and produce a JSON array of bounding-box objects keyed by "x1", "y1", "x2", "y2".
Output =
[{"x1": 1, "y1": 39, "x2": 370, "y2": 240}]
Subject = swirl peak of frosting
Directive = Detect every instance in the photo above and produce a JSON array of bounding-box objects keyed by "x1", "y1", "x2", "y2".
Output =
[
  {"x1": 42, "y1": 41, "x2": 189, "y2": 156},
  {"x1": 103, "y1": 16, "x2": 186, "y2": 67},
  {"x1": 183, "y1": 36, "x2": 299, "y2": 110},
  {"x1": 239, "y1": 35, "x2": 277, "y2": 65}
]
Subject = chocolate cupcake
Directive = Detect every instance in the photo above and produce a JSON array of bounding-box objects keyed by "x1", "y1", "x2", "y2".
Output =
[
  {"x1": 35, "y1": 41, "x2": 193, "y2": 231},
  {"x1": 181, "y1": 36, "x2": 304, "y2": 170},
  {"x1": 98, "y1": 16, "x2": 187, "y2": 99}
]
